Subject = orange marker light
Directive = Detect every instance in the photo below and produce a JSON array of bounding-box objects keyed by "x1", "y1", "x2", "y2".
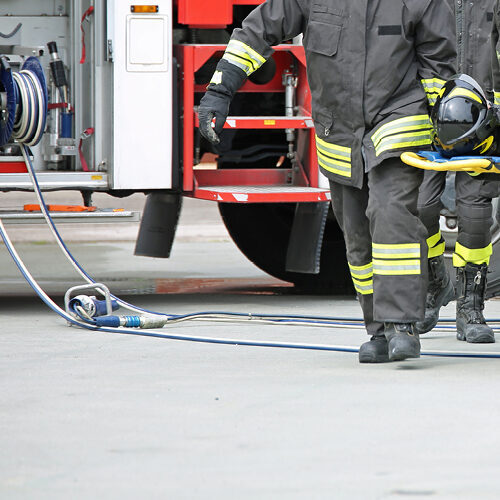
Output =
[{"x1": 130, "y1": 5, "x2": 159, "y2": 13}]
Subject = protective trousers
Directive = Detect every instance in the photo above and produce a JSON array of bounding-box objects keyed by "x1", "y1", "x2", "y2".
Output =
[
  {"x1": 417, "y1": 170, "x2": 497, "y2": 265},
  {"x1": 330, "y1": 157, "x2": 428, "y2": 335}
]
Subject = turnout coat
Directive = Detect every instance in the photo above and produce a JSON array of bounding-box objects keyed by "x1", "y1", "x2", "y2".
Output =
[{"x1": 222, "y1": 0, "x2": 456, "y2": 188}]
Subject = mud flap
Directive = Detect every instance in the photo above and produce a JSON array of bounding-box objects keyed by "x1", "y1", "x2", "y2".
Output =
[
  {"x1": 285, "y1": 202, "x2": 329, "y2": 274},
  {"x1": 134, "y1": 191, "x2": 182, "y2": 258}
]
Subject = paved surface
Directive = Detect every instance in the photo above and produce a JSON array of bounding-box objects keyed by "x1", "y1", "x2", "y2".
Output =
[{"x1": 2, "y1": 193, "x2": 500, "y2": 499}]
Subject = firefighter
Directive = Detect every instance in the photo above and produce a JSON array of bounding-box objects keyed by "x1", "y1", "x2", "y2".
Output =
[
  {"x1": 198, "y1": 0, "x2": 456, "y2": 363},
  {"x1": 416, "y1": 1, "x2": 498, "y2": 344}
]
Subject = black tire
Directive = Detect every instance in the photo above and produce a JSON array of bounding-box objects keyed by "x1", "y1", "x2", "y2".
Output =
[{"x1": 218, "y1": 202, "x2": 354, "y2": 294}]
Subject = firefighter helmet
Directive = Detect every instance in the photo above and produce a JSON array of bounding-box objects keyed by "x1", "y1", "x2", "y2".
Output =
[{"x1": 431, "y1": 74, "x2": 497, "y2": 157}]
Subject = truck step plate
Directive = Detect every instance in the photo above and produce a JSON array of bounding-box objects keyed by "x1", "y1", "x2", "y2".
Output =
[{"x1": 192, "y1": 185, "x2": 331, "y2": 203}]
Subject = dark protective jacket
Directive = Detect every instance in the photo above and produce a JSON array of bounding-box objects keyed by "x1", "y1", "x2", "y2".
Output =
[
  {"x1": 223, "y1": 0, "x2": 456, "y2": 188},
  {"x1": 448, "y1": 0, "x2": 495, "y2": 98}
]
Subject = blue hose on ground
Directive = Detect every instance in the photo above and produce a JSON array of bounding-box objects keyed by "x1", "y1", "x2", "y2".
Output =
[{"x1": 4, "y1": 217, "x2": 500, "y2": 357}]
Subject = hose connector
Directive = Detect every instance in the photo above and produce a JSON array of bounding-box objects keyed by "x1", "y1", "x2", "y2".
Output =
[{"x1": 95, "y1": 315, "x2": 168, "y2": 329}]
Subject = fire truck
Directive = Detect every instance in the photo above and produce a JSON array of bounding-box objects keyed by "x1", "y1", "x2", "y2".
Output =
[{"x1": 1, "y1": 0, "x2": 500, "y2": 295}]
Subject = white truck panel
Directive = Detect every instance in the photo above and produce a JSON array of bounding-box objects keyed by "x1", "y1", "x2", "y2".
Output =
[{"x1": 109, "y1": 0, "x2": 173, "y2": 190}]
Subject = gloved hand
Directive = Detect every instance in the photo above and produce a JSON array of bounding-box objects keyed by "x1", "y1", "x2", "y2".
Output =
[
  {"x1": 197, "y1": 59, "x2": 247, "y2": 145},
  {"x1": 198, "y1": 91, "x2": 231, "y2": 145}
]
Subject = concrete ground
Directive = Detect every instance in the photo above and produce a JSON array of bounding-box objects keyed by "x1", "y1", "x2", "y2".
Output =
[{"x1": 1, "y1": 193, "x2": 500, "y2": 499}]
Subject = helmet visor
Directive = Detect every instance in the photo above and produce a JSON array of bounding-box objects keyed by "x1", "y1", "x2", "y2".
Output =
[{"x1": 434, "y1": 98, "x2": 485, "y2": 146}]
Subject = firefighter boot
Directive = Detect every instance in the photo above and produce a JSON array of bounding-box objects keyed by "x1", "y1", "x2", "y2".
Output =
[
  {"x1": 456, "y1": 264, "x2": 495, "y2": 343},
  {"x1": 384, "y1": 323, "x2": 420, "y2": 361},
  {"x1": 414, "y1": 255, "x2": 455, "y2": 335},
  {"x1": 358, "y1": 335, "x2": 389, "y2": 363}
]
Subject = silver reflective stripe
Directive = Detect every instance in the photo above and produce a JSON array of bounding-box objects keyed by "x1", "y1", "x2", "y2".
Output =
[
  {"x1": 222, "y1": 39, "x2": 265, "y2": 76},
  {"x1": 350, "y1": 268, "x2": 373, "y2": 278},
  {"x1": 376, "y1": 131, "x2": 432, "y2": 154},
  {"x1": 353, "y1": 282, "x2": 373, "y2": 294},
  {"x1": 349, "y1": 264, "x2": 373, "y2": 281},
  {"x1": 316, "y1": 141, "x2": 351, "y2": 161},
  {"x1": 315, "y1": 136, "x2": 352, "y2": 177},
  {"x1": 352, "y1": 276, "x2": 373, "y2": 295},
  {"x1": 373, "y1": 259, "x2": 421, "y2": 275},
  {"x1": 222, "y1": 53, "x2": 253, "y2": 75},
  {"x1": 317, "y1": 152, "x2": 351, "y2": 175},
  {"x1": 372, "y1": 247, "x2": 420, "y2": 259},
  {"x1": 371, "y1": 115, "x2": 431, "y2": 146}
]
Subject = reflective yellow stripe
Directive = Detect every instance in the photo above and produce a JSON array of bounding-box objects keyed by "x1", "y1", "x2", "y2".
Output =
[
  {"x1": 372, "y1": 242, "x2": 420, "y2": 259},
  {"x1": 428, "y1": 241, "x2": 445, "y2": 258},
  {"x1": 372, "y1": 243, "x2": 421, "y2": 274},
  {"x1": 373, "y1": 259, "x2": 421, "y2": 275},
  {"x1": 453, "y1": 242, "x2": 492, "y2": 267},
  {"x1": 373, "y1": 122, "x2": 432, "y2": 149},
  {"x1": 349, "y1": 262, "x2": 373, "y2": 271},
  {"x1": 421, "y1": 77, "x2": 446, "y2": 93},
  {"x1": 222, "y1": 53, "x2": 255, "y2": 75},
  {"x1": 421, "y1": 78, "x2": 446, "y2": 107},
  {"x1": 228, "y1": 39, "x2": 266, "y2": 64},
  {"x1": 349, "y1": 262, "x2": 373, "y2": 294},
  {"x1": 315, "y1": 135, "x2": 352, "y2": 177},
  {"x1": 315, "y1": 136, "x2": 351, "y2": 156},
  {"x1": 495, "y1": 92, "x2": 500, "y2": 106},
  {"x1": 317, "y1": 155, "x2": 351, "y2": 177},
  {"x1": 375, "y1": 131, "x2": 432, "y2": 156},
  {"x1": 371, "y1": 115, "x2": 431, "y2": 145},
  {"x1": 448, "y1": 88, "x2": 482, "y2": 103},
  {"x1": 352, "y1": 277, "x2": 374, "y2": 295},
  {"x1": 426, "y1": 231, "x2": 442, "y2": 249},
  {"x1": 373, "y1": 243, "x2": 420, "y2": 249},
  {"x1": 348, "y1": 262, "x2": 373, "y2": 279},
  {"x1": 316, "y1": 145, "x2": 351, "y2": 164},
  {"x1": 222, "y1": 40, "x2": 266, "y2": 76},
  {"x1": 426, "y1": 96, "x2": 437, "y2": 106},
  {"x1": 350, "y1": 269, "x2": 373, "y2": 279},
  {"x1": 427, "y1": 231, "x2": 444, "y2": 258}
]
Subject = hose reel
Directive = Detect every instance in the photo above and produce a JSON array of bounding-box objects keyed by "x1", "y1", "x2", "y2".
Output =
[{"x1": 0, "y1": 55, "x2": 48, "y2": 147}]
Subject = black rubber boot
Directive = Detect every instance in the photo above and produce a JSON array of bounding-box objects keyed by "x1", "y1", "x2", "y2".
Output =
[
  {"x1": 384, "y1": 323, "x2": 420, "y2": 361},
  {"x1": 359, "y1": 335, "x2": 389, "y2": 363},
  {"x1": 456, "y1": 263, "x2": 495, "y2": 343},
  {"x1": 414, "y1": 255, "x2": 455, "y2": 335}
]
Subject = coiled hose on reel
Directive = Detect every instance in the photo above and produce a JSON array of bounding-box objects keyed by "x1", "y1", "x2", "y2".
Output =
[{"x1": 0, "y1": 55, "x2": 48, "y2": 148}]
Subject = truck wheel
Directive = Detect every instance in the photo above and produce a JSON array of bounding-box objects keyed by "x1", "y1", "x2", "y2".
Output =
[{"x1": 218, "y1": 202, "x2": 354, "y2": 294}]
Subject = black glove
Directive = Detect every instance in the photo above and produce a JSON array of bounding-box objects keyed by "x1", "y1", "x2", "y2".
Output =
[
  {"x1": 198, "y1": 59, "x2": 247, "y2": 145},
  {"x1": 198, "y1": 91, "x2": 231, "y2": 145}
]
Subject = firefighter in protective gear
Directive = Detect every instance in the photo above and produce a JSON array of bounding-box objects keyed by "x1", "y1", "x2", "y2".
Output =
[
  {"x1": 416, "y1": 0, "x2": 497, "y2": 344},
  {"x1": 198, "y1": 0, "x2": 456, "y2": 363}
]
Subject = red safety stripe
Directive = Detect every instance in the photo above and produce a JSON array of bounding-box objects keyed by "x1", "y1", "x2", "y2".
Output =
[
  {"x1": 80, "y1": 6, "x2": 94, "y2": 64},
  {"x1": 78, "y1": 127, "x2": 94, "y2": 172},
  {"x1": 47, "y1": 103, "x2": 68, "y2": 110}
]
